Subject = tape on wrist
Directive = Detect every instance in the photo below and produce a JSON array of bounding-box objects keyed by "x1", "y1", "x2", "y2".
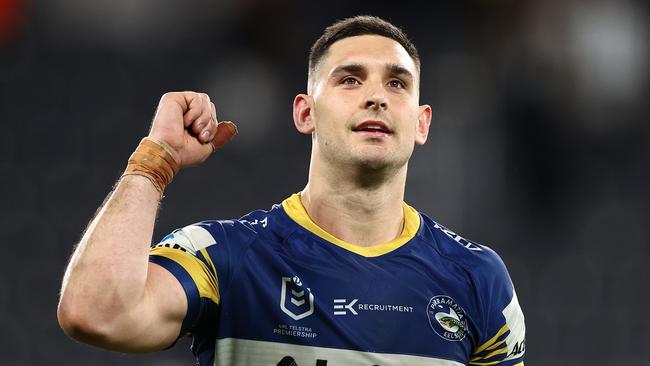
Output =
[{"x1": 122, "y1": 137, "x2": 181, "y2": 195}]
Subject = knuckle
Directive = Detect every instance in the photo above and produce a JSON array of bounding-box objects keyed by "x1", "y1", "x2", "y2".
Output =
[
  {"x1": 162, "y1": 91, "x2": 181, "y2": 99},
  {"x1": 185, "y1": 109, "x2": 198, "y2": 120},
  {"x1": 160, "y1": 91, "x2": 184, "y2": 105},
  {"x1": 160, "y1": 92, "x2": 172, "y2": 103},
  {"x1": 198, "y1": 110, "x2": 210, "y2": 120}
]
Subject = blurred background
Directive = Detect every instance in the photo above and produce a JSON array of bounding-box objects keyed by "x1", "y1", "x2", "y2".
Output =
[{"x1": 1, "y1": 0, "x2": 649, "y2": 364}]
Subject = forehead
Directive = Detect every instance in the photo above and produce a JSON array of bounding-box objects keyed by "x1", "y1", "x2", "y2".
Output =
[{"x1": 319, "y1": 35, "x2": 418, "y2": 76}]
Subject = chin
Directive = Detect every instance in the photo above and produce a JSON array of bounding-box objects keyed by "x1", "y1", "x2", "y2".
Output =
[
  {"x1": 356, "y1": 159, "x2": 388, "y2": 171},
  {"x1": 354, "y1": 154, "x2": 404, "y2": 172}
]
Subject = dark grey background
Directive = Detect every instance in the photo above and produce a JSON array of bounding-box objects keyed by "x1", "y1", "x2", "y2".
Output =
[{"x1": 1, "y1": 0, "x2": 649, "y2": 364}]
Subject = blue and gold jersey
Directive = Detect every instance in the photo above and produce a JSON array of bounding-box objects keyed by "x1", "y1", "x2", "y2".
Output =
[{"x1": 150, "y1": 194, "x2": 525, "y2": 366}]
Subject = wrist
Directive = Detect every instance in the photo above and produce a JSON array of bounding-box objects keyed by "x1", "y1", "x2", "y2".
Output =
[{"x1": 122, "y1": 137, "x2": 181, "y2": 195}]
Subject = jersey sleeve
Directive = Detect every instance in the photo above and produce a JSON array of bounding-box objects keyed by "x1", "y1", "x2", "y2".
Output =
[
  {"x1": 149, "y1": 224, "x2": 223, "y2": 337},
  {"x1": 469, "y1": 250, "x2": 526, "y2": 366}
]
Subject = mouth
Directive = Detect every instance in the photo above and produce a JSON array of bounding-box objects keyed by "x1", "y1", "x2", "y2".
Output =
[{"x1": 352, "y1": 120, "x2": 393, "y2": 137}]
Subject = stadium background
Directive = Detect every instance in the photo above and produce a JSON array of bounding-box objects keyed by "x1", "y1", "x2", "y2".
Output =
[{"x1": 1, "y1": 0, "x2": 649, "y2": 364}]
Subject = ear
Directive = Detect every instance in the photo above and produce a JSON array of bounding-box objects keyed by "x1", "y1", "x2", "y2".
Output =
[
  {"x1": 415, "y1": 104, "x2": 432, "y2": 145},
  {"x1": 293, "y1": 94, "x2": 315, "y2": 135}
]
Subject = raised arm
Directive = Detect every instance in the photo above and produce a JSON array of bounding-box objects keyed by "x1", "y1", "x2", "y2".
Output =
[{"x1": 57, "y1": 92, "x2": 237, "y2": 352}]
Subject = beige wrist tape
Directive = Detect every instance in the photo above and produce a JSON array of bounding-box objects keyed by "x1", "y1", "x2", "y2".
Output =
[{"x1": 122, "y1": 137, "x2": 181, "y2": 195}]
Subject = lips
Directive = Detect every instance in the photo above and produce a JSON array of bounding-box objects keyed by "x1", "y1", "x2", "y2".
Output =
[{"x1": 352, "y1": 120, "x2": 393, "y2": 135}]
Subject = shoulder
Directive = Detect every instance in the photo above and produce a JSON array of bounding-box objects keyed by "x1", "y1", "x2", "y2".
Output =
[
  {"x1": 419, "y1": 214, "x2": 525, "y2": 361},
  {"x1": 418, "y1": 214, "x2": 516, "y2": 316},
  {"x1": 419, "y1": 214, "x2": 511, "y2": 286},
  {"x1": 153, "y1": 203, "x2": 288, "y2": 254}
]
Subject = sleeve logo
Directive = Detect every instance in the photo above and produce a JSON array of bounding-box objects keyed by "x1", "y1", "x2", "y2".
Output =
[{"x1": 427, "y1": 295, "x2": 468, "y2": 341}]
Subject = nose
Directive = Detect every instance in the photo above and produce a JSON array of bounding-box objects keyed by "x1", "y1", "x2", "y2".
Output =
[
  {"x1": 364, "y1": 83, "x2": 388, "y2": 110},
  {"x1": 365, "y1": 95, "x2": 387, "y2": 110}
]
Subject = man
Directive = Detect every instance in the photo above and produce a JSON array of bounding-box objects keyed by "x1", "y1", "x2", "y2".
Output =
[{"x1": 58, "y1": 16, "x2": 525, "y2": 365}]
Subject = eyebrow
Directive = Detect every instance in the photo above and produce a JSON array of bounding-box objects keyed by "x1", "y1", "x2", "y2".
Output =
[
  {"x1": 329, "y1": 63, "x2": 414, "y2": 83},
  {"x1": 330, "y1": 63, "x2": 366, "y2": 78},
  {"x1": 386, "y1": 63, "x2": 414, "y2": 82}
]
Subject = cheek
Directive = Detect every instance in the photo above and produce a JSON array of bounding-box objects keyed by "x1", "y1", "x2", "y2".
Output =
[
  {"x1": 315, "y1": 98, "x2": 354, "y2": 129},
  {"x1": 395, "y1": 109, "x2": 419, "y2": 132}
]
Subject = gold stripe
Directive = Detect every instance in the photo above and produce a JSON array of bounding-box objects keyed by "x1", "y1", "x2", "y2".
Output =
[
  {"x1": 473, "y1": 324, "x2": 509, "y2": 354},
  {"x1": 282, "y1": 193, "x2": 420, "y2": 257},
  {"x1": 470, "y1": 346, "x2": 508, "y2": 361},
  {"x1": 198, "y1": 248, "x2": 220, "y2": 303},
  {"x1": 485, "y1": 339, "x2": 507, "y2": 351},
  {"x1": 199, "y1": 247, "x2": 219, "y2": 284},
  {"x1": 150, "y1": 247, "x2": 220, "y2": 304}
]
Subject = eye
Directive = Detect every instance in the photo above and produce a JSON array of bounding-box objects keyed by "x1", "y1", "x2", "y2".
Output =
[
  {"x1": 388, "y1": 79, "x2": 405, "y2": 89},
  {"x1": 341, "y1": 77, "x2": 360, "y2": 85}
]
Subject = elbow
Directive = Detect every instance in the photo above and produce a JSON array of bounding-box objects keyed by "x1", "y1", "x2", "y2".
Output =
[
  {"x1": 57, "y1": 295, "x2": 116, "y2": 347},
  {"x1": 57, "y1": 293, "x2": 147, "y2": 353},
  {"x1": 57, "y1": 297, "x2": 161, "y2": 354},
  {"x1": 58, "y1": 298, "x2": 101, "y2": 343}
]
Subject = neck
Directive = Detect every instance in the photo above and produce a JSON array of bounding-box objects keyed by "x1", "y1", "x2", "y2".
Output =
[{"x1": 300, "y1": 156, "x2": 408, "y2": 247}]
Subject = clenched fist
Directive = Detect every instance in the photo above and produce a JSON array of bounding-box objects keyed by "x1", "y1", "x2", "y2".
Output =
[{"x1": 148, "y1": 92, "x2": 237, "y2": 169}]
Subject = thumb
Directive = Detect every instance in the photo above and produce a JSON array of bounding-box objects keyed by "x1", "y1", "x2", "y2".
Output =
[{"x1": 210, "y1": 121, "x2": 238, "y2": 151}]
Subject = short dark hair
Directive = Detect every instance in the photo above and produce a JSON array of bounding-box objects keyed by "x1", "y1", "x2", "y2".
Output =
[{"x1": 308, "y1": 15, "x2": 420, "y2": 91}]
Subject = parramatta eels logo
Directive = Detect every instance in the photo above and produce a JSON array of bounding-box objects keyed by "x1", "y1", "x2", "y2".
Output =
[
  {"x1": 280, "y1": 276, "x2": 315, "y2": 321},
  {"x1": 427, "y1": 295, "x2": 468, "y2": 341}
]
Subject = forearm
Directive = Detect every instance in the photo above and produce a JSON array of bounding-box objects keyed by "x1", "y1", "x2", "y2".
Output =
[{"x1": 58, "y1": 174, "x2": 161, "y2": 337}]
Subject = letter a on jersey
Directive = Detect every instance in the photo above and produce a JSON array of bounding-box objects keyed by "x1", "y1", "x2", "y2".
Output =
[{"x1": 280, "y1": 276, "x2": 315, "y2": 320}]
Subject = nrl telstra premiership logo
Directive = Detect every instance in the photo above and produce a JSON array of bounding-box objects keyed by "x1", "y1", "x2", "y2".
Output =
[{"x1": 280, "y1": 276, "x2": 315, "y2": 321}]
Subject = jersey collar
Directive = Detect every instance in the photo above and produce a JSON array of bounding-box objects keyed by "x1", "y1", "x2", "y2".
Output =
[{"x1": 281, "y1": 193, "x2": 420, "y2": 257}]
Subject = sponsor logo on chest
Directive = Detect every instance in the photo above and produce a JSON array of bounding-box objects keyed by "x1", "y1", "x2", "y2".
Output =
[{"x1": 332, "y1": 298, "x2": 414, "y2": 316}]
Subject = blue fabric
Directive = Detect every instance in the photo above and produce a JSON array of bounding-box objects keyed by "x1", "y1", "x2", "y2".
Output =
[{"x1": 151, "y1": 201, "x2": 525, "y2": 365}]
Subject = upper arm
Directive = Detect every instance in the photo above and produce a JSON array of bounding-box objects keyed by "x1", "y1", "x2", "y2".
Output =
[
  {"x1": 133, "y1": 262, "x2": 188, "y2": 351},
  {"x1": 69, "y1": 261, "x2": 188, "y2": 353},
  {"x1": 142, "y1": 224, "x2": 224, "y2": 345},
  {"x1": 469, "y1": 290, "x2": 526, "y2": 365},
  {"x1": 121, "y1": 220, "x2": 252, "y2": 353},
  {"x1": 104, "y1": 225, "x2": 222, "y2": 353},
  {"x1": 469, "y1": 251, "x2": 526, "y2": 365}
]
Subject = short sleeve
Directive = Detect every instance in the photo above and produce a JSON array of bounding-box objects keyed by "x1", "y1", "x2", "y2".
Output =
[
  {"x1": 149, "y1": 225, "x2": 221, "y2": 336},
  {"x1": 469, "y1": 252, "x2": 526, "y2": 365}
]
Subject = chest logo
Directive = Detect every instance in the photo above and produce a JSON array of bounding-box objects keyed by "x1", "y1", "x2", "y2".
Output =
[
  {"x1": 280, "y1": 276, "x2": 315, "y2": 321},
  {"x1": 427, "y1": 295, "x2": 468, "y2": 341}
]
